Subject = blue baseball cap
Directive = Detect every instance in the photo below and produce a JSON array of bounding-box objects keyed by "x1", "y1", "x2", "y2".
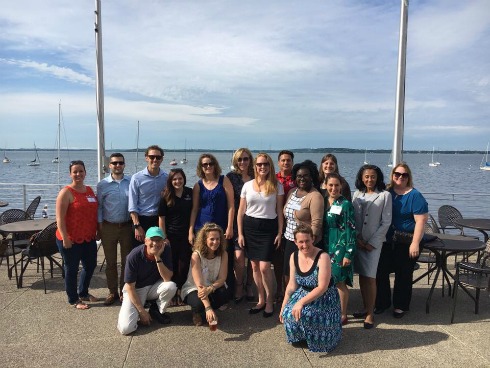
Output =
[{"x1": 145, "y1": 227, "x2": 165, "y2": 239}]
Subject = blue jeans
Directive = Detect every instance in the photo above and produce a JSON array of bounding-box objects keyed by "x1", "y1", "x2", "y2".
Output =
[{"x1": 56, "y1": 238, "x2": 97, "y2": 304}]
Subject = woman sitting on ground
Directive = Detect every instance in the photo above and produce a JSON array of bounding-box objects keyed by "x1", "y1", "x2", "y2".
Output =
[
  {"x1": 280, "y1": 224, "x2": 342, "y2": 353},
  {"x1": 181, "y1": 223, "x2": 228, "y2": 326}
]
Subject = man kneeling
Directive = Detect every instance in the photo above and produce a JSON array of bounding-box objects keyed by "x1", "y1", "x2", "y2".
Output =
[{"x1": 117, "y1": 227, "x2": 177, "y2": 335}]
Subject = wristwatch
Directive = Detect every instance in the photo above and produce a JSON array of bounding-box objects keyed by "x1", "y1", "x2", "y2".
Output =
[{"x1": 133, "y1": 223, "x2": 141, "y2": 230}]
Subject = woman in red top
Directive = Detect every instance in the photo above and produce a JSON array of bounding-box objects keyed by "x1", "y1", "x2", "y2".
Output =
[{"x1": 56, "y1": 160, "x2": 99, "y2": 309}]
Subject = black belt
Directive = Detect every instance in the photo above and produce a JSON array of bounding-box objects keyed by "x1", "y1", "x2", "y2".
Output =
[{"x1": 103, "y1": 220, "x2": 132, "y2": 228}]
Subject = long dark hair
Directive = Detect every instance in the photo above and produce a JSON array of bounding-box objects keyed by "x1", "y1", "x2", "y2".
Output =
[
  {"x1": 354, "y1": 164, "x2": 386, "y2": 192},
  {"x1": 162, "y1": 169, "x2": 186, "y2": 207}
]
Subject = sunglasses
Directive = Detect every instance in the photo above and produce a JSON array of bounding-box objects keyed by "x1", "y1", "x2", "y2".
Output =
[
  {"x1": 147, "y1": 155, "x2": 163, "y2": 161},
  {"x1": 202, "y1": 162, "x2": 215, "y2": 167},
  {"x1": 237, "y1": 157, "x2": 250, "y2": 163},
  {"x1": 256, "y1": 162, "x2": 270, "y2": 167},
  {"x1": 110, "y1": 161, "x2": 125, "y2": 166},
  {"x1": 393, "y1": 172, "x2": 409, "y2": 179}
]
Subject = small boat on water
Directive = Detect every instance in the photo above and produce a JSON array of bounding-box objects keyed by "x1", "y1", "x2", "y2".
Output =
[
  {"x1": 180, "y1": 139, "x2": 188, "y2": 164},
  {"x1": 3, "y1": 148, "x2": 10, "y2": 163},
  {"x1": 27, "y1": 143, "x2": 41, "y2": 167},
  {"x1": 363, "y1": 149, "x2": 369, "y2": 164},
  {"x1": 52, "y1": 157, "x2": 59, "y2": 163},
  {"x1": 429, "y1": 147, "x2": 441, "y2": 167},
  {"x1": 169, "y1": 159, "x2": 178, "y2": 166},
  {"x1": 480, "y1": 143, "x2": 490, "y2": 171}
]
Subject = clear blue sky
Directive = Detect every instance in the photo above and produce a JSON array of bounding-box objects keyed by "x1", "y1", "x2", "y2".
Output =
[{"x1": 0, "y1": 0, "x2": 489, "y2": 151}]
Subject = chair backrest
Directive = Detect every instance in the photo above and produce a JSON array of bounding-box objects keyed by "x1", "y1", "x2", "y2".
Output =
[
  {"x1": 26, "y1": 196, "x2": 41, "y2": 219},
  {"x1": 479, "y1": 239, "x2": 490, "y2": 268},
  {"x1": 425, "y1": 214, "x2": 441, "y2": 234},
  {"x1": 437, "y1": 205, "x2": 464, "y2": 233},
  {"x1": 0, "y1": 209, "x2": 31, "y2": 225},
  {"x1": 28, "y1": 222, "x2": 58, "y2": 257}
]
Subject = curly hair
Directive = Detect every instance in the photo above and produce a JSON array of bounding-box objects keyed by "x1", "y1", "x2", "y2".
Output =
[
  {"x1": 231, "y1": 148, "x2": 254, "y2": 177},
  {"x1": 254, "y1": 153, "x2": 278, "y2": 196},
  {"x1": 193, "y1": 223, "x2": 226, "y2": 258},
  {"x1": 354, "y1": 164, "x2": 386, "y2": 192},
  {"x1": 196, "y1": 153, "x2": 222, "y2": 179},
  {"x1": 292, "y1": 160, "x2": 320, "y2": 190},
  {"x1": 162, "y1": 169, "x2": 187, "y2": 207}
]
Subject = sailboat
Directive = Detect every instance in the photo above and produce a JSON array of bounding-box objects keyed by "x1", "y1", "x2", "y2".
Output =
[
  {"x1": 480, "y1": 143, "x2": 490, "y2": 171},
  {"x1": 180, "y1": 139, "x2": 188, "y2": 164},
  {"x1": 27, "y1": 143, "x2": 41, "y2": 166},
  {"x1": 52, "y1": 104, "x2": 61, "y2": 163},
  {"x1": 387, "y1": 151, "x2": 393, "y2": 167},
  {"x1": 363, "y1": 149, "x2": 369, "y2": 164},
  {"x1": 169, "y1": 158, "x2": 178, "y2": 166},
  {"x1": 2, "y1": 148, "x2": 10, "y2": 163},
  {"x1": 429, "y1": 147, "x2": 441, "y2": 167}
]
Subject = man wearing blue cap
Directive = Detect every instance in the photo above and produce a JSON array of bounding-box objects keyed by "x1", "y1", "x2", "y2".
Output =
[{"x1": 117, "y1": 227, "x2": 177, "y2": 335}]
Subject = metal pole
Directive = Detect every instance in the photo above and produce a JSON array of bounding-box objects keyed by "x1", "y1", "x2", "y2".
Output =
[
  {"x1": 95, "y1": 0, "x2": 107, "y2": 181},
  {"x1": 392, "y1": 0, "x2": 409, "y2": 166}
]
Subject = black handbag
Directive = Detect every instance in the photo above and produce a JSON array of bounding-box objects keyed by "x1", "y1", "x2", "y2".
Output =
[{"x1": 392, "y1": 229, "x2": 437, "y2": 247}]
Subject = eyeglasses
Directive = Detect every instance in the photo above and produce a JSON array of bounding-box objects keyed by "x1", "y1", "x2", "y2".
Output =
[
  {"x1": 110, "y1": 161, "x2": 125, "y2": 166},
  {"x1": 237, "y1": 157, "x2": 250, "y2": 163},
  {"x1": 147, "y1": 155, "x2": 163, "y2": 161},
  {"x1": 69, "y1": 160, "x2": 85, "y2": 168},
  {"x1": 393, "y1": 172, "x2": 409, "y2": 179},
  {"x1": 202, "y1": 162, "x2": 215, "y2": 167},
  {"x1": 256, "y1": 162, "x2": 270, "y2": 167},
  {"x1": 296, "y1": 174, "x2": 310, "y2": 180}
]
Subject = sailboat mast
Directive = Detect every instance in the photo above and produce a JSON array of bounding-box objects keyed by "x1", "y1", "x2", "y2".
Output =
[
  {"x1": 392, "y1": 0, "x2": 409, "y2": 167},
  {"x1": 95, "y1": 0, "x2": 107, "y2": 181},
  {"x1": 57, "y1": 101, "x2": 61, "y2": 185},
  {"x1": 135, "y1": 120, "x2": 140, "y2": 173}
]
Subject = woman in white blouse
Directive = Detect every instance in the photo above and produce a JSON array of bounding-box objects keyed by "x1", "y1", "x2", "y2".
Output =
[{"x1": 237, "y1": 153, "x2": 284, "y2": 318}]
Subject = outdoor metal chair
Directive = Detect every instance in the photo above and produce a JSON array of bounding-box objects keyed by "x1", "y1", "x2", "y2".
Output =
[
  {"x1": 26, "y1": 196, "x2": 41, "y2": 219},
  {"x1": 438, "y1": 205, "x2": 464, "y2": 235},
  {"x1": 451, "y1": 239, "x2": 490, "y2": 323},
  {"x1": 0, "y1": 209, "x2": 32, "y2": 282},
  {"x1": 18, "y1": 221, "x2": 64, "y2": 293}
]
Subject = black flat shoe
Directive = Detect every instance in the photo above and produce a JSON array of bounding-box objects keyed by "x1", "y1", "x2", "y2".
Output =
[
  {"x1": 374, "y1": 307, "x2": 386, "y2": 315},
  {"x1": 234, "y1": 296, "x2": 244, "y2": 304},
  {"x1": 249, "y1": 305, "x2": 266, "y2": 314},
  {"x1": 263, "y1": 308, "x2": 274, "y2": 318},
  {"x1": 363, "y1": 321, "x2": 375, "y2": 329},
  {"x1": 393, "y1": 310, "x2": 405, "y2": 319},
  {"x1": 353, "y1": 311, "x2": 367, "y2": 319}
]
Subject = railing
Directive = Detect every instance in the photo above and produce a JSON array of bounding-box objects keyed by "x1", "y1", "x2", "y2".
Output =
[{"x1": 1, "y1": 183, "x2": 488, "y2": 232}]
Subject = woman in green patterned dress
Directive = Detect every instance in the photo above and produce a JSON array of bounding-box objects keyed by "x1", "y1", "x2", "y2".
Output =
[{"x1": 323, "y1": 173, "x2": 356, "y2": 325}]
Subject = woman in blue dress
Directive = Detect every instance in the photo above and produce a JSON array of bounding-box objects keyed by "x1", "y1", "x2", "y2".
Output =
[
  {"x1": 280, "y1": 224, "x2": 342, "y2": 353},
  {"x1": 189, "y1": 153, "x2": 235, "y2": 298}
]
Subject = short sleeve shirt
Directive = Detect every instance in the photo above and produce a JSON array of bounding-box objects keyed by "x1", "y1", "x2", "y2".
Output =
[
  {"x1": 124, "y1": 243, "x2": 173, "y2": 289},
  {"x1": 390, "y1": 188, "x2": 428, "y2": 233},
  {"x1": 240, "y1": 180, "x2": 284, "y2": 219},
  {"x1": 158, "y1": 186, "x2": 193, "y2": 237}
]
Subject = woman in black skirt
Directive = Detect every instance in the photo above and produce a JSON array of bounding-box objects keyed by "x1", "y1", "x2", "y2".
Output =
[{"x1": 237, "y1": 153, "x2": 284, "y2": 318}]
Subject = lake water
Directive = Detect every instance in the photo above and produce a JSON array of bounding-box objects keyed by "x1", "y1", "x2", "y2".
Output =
[{"x1": 1, "y1": 150, "x2": 489, "y2": 227}]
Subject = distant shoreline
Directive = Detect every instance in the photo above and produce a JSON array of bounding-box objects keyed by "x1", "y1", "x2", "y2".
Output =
[{"x1": 3, "y1": 148, "x2": 486, "y2": 154}]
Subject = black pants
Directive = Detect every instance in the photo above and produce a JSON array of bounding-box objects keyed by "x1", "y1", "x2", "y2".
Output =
[
  {"x1": 168, "y1": 235, "x2": 192, "y2": 289},
  {"x1": 132, "y1": 215, "x2": 159, "y2": 247},
  {"x1": 184, "y1": 286, "x2": 228, "y2": 314},
  {"x1": 375, "y1": 242, "x2": 416, "y2": 311}
]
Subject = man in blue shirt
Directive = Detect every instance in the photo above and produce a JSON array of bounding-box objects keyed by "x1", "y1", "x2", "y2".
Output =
[
  {"x1": 97, "y1": 153, "x2": 133, "y2": 306},
  {"x1": 129, "y1": 145, "x2": 168, "y2": 246},
  {"x1": 117, "y1": 227, "x2": 177, "y2": 335}
]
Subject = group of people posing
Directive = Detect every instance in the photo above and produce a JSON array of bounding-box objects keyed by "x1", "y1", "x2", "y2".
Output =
[{"x1": 54, "y1": 146, "x2": 428, "y2": 353}]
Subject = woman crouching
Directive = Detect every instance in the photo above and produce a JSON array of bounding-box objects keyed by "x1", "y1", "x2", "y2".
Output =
[
  {"x1": 280, "y1": 224, "x2": 342, "y2": 353},
  {"x1": 181, "y1": 223, "x2": 228, "y2": 326}
]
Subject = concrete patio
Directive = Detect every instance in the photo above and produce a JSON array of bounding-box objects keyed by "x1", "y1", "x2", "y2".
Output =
[{"x1": 0, "y1": 252, "x2": 488, "y2": 368}]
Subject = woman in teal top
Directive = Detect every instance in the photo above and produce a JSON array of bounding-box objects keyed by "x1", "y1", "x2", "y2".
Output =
[{"x1": 323, "y1": 173, "x2": 356, "y2": 325}]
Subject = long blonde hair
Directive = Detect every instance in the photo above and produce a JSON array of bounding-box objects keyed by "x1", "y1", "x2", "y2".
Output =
[
  {"x1": 254, "y1": 153, "x2": 278, "y2": 196},
  {"x1": 231, "y1": 148, "x2": 254, "y2": 177}
]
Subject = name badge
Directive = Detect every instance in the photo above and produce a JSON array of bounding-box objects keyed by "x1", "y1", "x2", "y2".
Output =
[
  {"x1": 87, "y1": 197, "x2": 97, "y2": 203},
  {"x1": 290, "y1": 202, "x2": 301, "y2": 211},
  {"x1": 329, "y1": 205, "x2": 342, "y2": 215}
]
